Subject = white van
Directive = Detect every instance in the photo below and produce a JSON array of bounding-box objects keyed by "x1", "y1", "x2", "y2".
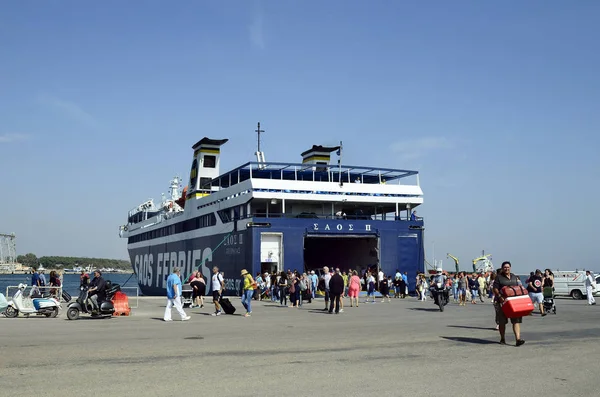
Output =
[{"x1": 552, "y1": 271, "x2": 599, "y2": 300}]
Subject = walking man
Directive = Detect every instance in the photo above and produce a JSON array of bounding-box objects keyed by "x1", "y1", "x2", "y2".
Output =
[
  {"x1": 163, "y1": 267, "x2": 190, "y2": 322},
  {"x1": 527, "y1": 269, "x2": 546, "y2": 316},
  {"x1": 322, "y1": 266, "x2": 331, "y2": 310},
  {"x1": 310, "y1": 270, "x2": 318, "y2": 299},
  {"x1": 477, "y1": 272, "x2": 486, "y2": 303},
  {"x1": 211, "y1": 266, "x2": 225, "y2": 316},
  {"x1": 329, "y1": 268, "x2": 344, "y2": 314},
  {"x1": 585, "y1": 270, "x2": 596, "y2": 305}
]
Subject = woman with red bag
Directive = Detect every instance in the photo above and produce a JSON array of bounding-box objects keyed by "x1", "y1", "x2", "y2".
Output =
[{"x1": 492, "y1": 261, "x2": 526, "y2": 347}]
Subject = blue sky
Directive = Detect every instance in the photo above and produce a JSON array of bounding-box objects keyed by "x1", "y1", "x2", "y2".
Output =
[{"x1": 1, "y1": 1, "x2": 598, "y2": 274}]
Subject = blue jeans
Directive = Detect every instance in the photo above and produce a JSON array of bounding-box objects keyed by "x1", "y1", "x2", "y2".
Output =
[
  {"x1": 452, "y1": 286, "x2": 458, "y2": 300},
  {"x1": 241, "y1": 289, "x2": 253, "y2": 313}
]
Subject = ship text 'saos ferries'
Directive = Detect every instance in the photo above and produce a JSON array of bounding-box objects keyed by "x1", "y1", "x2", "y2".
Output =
[{"x1": 119, "y1": 125, "x2": 425, "y2": 296}]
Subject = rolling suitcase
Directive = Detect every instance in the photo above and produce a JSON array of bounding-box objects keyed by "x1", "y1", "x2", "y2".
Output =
[
  {"x1": 61, "y1": 290, "x2": 72, "y2": 303},
  {"x1": 219, "y1": 297, "x2": 236, "y2": 315}
]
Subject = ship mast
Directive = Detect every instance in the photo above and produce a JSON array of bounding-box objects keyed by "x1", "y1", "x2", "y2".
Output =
[{"x1": 255, "y1": 122, "x2": 266, "y2": 168}]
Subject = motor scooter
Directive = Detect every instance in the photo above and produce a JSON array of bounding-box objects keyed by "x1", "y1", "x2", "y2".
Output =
[
  {"x1": 66, "y1": 282, "x2": 120, "y2": 320},
  {"x1": 430, "y1": 282, "x2": 449, "y2": 312},
  {"x1": 4, "y1": 284, "x2": 61, "y2": 318},
  {"x1": 0, "y1": 292, "x2": 8, "y2": 314}
]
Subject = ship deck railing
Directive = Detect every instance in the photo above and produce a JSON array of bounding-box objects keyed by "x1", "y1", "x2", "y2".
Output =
[
  {"x1": 203, "y1": 161, "x2": 419, "y2": 190},
  {"x1": 243, "y1": 212, "x2": 424, "y2": 222}
]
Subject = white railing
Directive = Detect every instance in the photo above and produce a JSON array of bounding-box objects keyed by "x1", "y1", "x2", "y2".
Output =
[
  {"x1": 4, "y1": 285, "x2": 139, "y2": 309},
  {"x1": 5, "y1": 285, "x2": 65, "y2": 303}
]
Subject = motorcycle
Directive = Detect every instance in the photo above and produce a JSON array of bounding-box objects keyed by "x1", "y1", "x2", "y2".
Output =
[
  {"x1": 66, "y1": 282, "x2": 120, "y2": 320},
  {"x1": 3, "y1": 284, "x2": 61, "y2": 318},
  {"x1": 430, "y1": 282, "x2": 449, "y2": 312}
]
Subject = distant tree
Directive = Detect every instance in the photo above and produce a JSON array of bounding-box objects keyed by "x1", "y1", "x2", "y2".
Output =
[
  {"x1": 37, "y1": 256, "x2": 132, "y2": 270},
  {"x1": 17, "y1": 253, "x2": 38, "y2": 267}
]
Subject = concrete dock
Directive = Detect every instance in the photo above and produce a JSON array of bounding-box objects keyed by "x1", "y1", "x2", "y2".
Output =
[{"x1": 1, "y1": 296, "x2": 598, "y2": 397}]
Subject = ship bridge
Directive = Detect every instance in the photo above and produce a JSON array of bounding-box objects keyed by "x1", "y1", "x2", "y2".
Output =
[{"x1": 198, "y1": 161, "x2": 423, "y2": 221}]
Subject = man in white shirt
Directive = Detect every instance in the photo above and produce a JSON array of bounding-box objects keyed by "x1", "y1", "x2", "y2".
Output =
[
  {"x1": 211, "y1": 266, "x2": 225, "y2": 315},
  {"x1": 322, "y1": 266, "x2": 331, "y2": 310},
  {"x1": 585, "y1": 270, "x2": 596, "y2": 305}
]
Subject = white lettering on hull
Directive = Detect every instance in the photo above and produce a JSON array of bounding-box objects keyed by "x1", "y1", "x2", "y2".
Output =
[
  {"x1": 134, "y1": 248, "x2": 216, "y2": 289},
  {"x1": 312, "y1": 223, "x2": 371, "y2": 232}
]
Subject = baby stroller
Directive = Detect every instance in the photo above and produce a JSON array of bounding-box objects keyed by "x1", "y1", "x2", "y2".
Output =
[
  {"x1": 543, "y1": 287, "x2": 556, "y2": 314},
  {"x1": 181, "y1": 283, "x2": 193, "y2": 308},
  {"x1": 259, "y1": 286, "x2": 271, "y2": 301}
]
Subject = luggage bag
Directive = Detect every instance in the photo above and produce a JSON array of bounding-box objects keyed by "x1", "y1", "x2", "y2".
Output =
[
  {"x1": 219, "y1": 297, "x2": 236, "y2": 315},
  {"x1": 502, "y1": 295, "x2": 534, "y2": 318},
  {"x1": 501, "y1": 285, "x2": 528, "y2": 298},
  {"x1": 61, "y1": 290, "x2": 72, "y2": 303}
]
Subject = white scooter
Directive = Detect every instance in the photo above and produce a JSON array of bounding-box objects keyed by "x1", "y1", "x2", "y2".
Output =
[
  {"x1": 0, "y1": 292, "x2": 8, "y2": 314},
  {"x1": 4, "y1": 283, "x2": 61, "y2": 318}
]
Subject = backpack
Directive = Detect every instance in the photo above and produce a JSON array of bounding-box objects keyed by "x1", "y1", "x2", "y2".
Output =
[{"x1": 299, "y1": 280, "x2": 307, "y2": 291}]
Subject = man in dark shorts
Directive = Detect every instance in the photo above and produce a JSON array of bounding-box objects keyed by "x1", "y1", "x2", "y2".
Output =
[
  {"x1": 492, "y1": 261, "x2": 525, "y2": 346},
  {"x1": 211, "y1": 266, "x2": 224, "y2": 316}
]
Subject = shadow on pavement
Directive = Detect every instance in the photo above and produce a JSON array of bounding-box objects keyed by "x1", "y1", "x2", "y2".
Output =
[
  {"x1": 447, "y1": 325, "x2": 497, "y2": 331},
  {"x1": 262, "y1": 304, "x2": 294, "y2": 308},
  {"x1": 62, "y1": 316, "x2": 111, "y2": 321},
  {"x1": 440, "y1": 336, "x2": 498, "y2": 345},
  {"x1": 307, "y1": 310, "x2": 333, "y2": 315},
  {"x1": 408, "y1": 307, "x2": 441, "y2": 312}
]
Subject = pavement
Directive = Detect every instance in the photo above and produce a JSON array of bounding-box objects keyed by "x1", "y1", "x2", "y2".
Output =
[{"x1": 1, "y1": 296, "x2": 598, "y2": 397}]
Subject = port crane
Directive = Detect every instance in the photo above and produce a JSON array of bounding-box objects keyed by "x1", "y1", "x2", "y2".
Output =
[
  {"x1": 446, "y1": 253, "x2": 460, "y2": 273},
  {"x1": 472, "y1": 253, "x2": 494, "y2": 273}
]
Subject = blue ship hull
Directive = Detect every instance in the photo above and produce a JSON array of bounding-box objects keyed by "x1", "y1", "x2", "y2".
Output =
[{"x1": 128, "y1": 217, "x2": 424, "y2": 296}]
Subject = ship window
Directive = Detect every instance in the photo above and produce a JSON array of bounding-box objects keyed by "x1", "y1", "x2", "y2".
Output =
[
  {"x1": 128, "y1": 213, "x2": 217, "y2": 244},
  {"x1": 203, "y1": 155, "x2": 216, "y2": 168},
  {"x1": 218, "y1": 209, "x2": 231, "y2": 223},
  {"x1": 199, "y1": 177, "x2": 212, "y2": 190},
  {"x1": 316, "y1": 162, "x2": 328, "y2": 172}
]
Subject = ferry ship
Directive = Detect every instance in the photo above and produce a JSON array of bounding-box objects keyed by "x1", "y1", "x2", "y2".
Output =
[{"x1": 119, "y1": 125, "x2": 425, "y2": 296}]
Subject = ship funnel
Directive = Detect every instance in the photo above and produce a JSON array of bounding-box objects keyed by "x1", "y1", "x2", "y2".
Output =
[
  {"x1": 187, "y1": 138, "x2": 228, "y2": 199},
  {"x1": 301, "y1": 145, "x2": 340, "y2": 170}
]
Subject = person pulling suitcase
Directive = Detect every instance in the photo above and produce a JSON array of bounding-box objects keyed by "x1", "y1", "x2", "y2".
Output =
[{"x1": 211, "y1": 266, "x2": 225, "y2": 316}]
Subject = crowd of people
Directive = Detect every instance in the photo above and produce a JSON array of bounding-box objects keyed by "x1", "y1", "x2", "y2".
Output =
[{"x1": 23, "y1": 261, "x2": 596, "y2": 349}]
